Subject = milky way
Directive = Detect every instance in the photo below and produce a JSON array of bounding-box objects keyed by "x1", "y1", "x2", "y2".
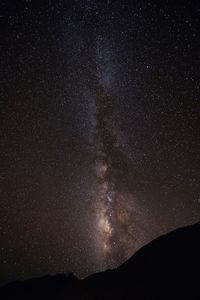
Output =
[
  {"x1": 92, "y1": 81, "x2": 151, "y2": 268},
  {"x1": 93, "y1": 87, "x2": 127, "y2": 265},
  {"x1": 91, "y1": 32, "x2": 147, "y2": 265}
]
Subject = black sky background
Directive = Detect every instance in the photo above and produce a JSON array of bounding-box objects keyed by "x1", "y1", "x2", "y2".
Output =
[{"x1": 0, "y1": 0, "x2": 200, "y2": 286}]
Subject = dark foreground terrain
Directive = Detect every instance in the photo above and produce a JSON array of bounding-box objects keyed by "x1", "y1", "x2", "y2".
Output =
[{"x1": 1, "y1": 222, "x2": 200, "y2": 299}]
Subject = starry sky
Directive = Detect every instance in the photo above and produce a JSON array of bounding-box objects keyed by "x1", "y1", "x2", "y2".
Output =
[{"x1": 0, "y1": 0, "x2": 200, "y2": 286}]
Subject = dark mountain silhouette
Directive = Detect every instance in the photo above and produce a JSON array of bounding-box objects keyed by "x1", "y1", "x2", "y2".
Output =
[{"x1": 1, "y1": 222, "x2": 200, "y2": 299}]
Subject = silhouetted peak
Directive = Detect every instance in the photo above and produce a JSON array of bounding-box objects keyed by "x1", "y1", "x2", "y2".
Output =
[{"x1": 1, "y1": 221, "x2": 200, "y2": 299}]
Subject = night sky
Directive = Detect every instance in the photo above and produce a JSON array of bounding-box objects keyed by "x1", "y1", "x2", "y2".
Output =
[{"x1": 0, "y1": 0, "x2": 200, "y2": 286}]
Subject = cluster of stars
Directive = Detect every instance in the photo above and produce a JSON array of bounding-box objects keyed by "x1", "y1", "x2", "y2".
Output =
[{"x1": 0, "y1": 0, "x2": 200, "y2": 287}]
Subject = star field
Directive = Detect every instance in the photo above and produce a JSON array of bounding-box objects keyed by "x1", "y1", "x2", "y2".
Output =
[{"x1": 0, "y1": 0, "x2": 200, "y2": 286}]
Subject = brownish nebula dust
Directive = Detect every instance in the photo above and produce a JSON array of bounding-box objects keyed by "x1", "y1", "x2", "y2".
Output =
[{"x1": 93, "y1": 86, "x2": 146, "y2": 268}]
